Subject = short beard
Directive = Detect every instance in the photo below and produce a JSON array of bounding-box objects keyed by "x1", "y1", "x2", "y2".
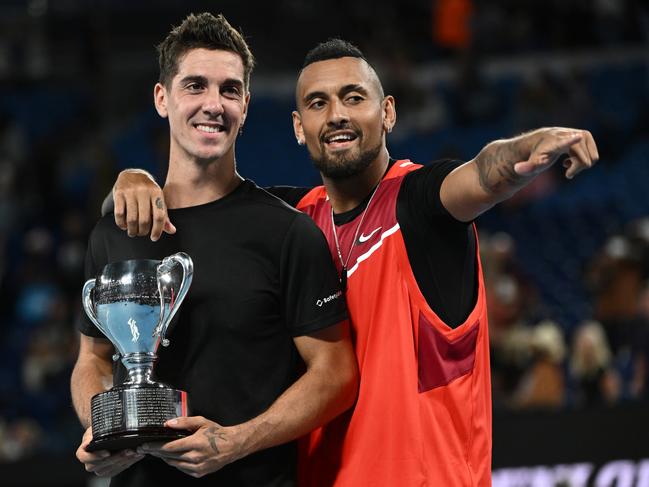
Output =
[{"x1": 311, "y1": 142, "x2": 382, "y2": 180}]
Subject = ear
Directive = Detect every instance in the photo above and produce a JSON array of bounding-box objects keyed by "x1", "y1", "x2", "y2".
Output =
[
  {"x1": 382, "y1": 95, "x2": 396, "y2": 134},
  {"x1": 241, "y1": 91, "x2": 251, "y2": 126},
  {"x1": 292, "y1": 110, "x2": 305, "y2": 145},
  {"x1": 154, "y1": 83, "x2": 168, "y2": 118}
]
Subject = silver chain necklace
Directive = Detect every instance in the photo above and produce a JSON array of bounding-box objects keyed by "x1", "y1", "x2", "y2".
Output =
[{"x1": 330, "y1": 182, "x2": 382, "y2": 291}]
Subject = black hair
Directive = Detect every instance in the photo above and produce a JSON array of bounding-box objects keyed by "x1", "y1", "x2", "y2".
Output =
[
  {"x1": 157, "y1": 12, "x2": 255, "y2": 89},
  {"x1": 302, "y1": 38, "x2": 366, "y2": 69}
]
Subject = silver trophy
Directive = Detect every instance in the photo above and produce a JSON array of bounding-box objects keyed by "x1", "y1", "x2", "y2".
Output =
[{"x1": 81, "y1": 252, "x2": 193, "y2": 452}]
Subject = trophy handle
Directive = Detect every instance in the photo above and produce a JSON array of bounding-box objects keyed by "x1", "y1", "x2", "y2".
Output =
[
  {"x1": 156, "y1": 252, "x2": 194, "y2": 346},
  {"x1": 82, "y1": 279, "x2": 112, "y2": 341}
]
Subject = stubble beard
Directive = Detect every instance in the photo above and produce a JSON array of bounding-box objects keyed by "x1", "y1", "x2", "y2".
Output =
[{"x1": 310, "y1": 140, "x2": 382, "y2": 180}]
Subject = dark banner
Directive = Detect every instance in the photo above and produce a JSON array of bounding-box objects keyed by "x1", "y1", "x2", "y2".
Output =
[{"x1": 493, "y1": 401, "x2": 649, "y2": 486}]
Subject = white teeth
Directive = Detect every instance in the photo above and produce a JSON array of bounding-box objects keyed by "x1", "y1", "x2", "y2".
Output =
[
  {"x1": 327, "y1": 134, "x2": 354, "y2": 143},
  {"x1": 196, "y1": 124, "x2": 222, "y2": 133}
]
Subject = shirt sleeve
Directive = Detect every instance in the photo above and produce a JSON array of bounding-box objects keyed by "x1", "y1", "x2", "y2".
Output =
[
  {"x1": 280, "y1": 212, "x2": 348, "y2": 336},
  {"x1": 77, "y1": 226, "x2": 110, "y2": 338},
  {"x1": 399, "y1": 159, "x2": 467, "y2": 224}
]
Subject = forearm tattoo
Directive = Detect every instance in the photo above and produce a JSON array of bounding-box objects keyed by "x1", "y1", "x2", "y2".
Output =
[{"x1": 476, "y1": 140, "x2": 528, "y2": 194}]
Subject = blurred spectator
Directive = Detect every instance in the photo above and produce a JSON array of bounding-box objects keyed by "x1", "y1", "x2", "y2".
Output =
[
  {"x1": 586, "y1": 236, "x2": 645, "y2": 354},
  {"x1": 0, "y1": 418, "x2": 42, "y2": 462},
  {"x1": 511, "y1": 321, "x2": 567, "y2": 409},
  {"x1": 568, "y1": 320, "x2": 621, "y2": 407},
  {"x1": 432, "y1": 0, "x2": 473, "y2": 54}
]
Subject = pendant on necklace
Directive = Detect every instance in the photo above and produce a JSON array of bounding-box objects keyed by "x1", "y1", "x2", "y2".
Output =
[{"x1": 340, "y1": 266, "x2": 348, "y2": 292}]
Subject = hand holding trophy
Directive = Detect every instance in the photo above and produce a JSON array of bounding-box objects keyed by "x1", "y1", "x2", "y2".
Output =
[{"x1": 81, "y1": 252, "x2": 193, "y2": 452}]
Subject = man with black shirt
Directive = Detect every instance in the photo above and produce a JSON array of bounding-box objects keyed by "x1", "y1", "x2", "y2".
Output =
[
  {"x1": 107, "y1": 40, "x2": 598, "y2": 486},
  {"x1": 71, "y1": 16, "x2": 357, "y2": 487}
]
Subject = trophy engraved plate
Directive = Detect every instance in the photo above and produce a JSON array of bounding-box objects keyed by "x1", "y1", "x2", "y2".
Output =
[{"x1": 82, "y1": 252, "x2": 193, "y2": 452}]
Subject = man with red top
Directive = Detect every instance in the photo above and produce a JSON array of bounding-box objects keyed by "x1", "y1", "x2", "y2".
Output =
[{"x1": 107, "y1": 39, "x2": 598, "y2": 486}]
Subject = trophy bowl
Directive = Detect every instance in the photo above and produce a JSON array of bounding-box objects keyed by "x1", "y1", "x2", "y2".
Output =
[{"x1": 81, "y1": 252, "x2": 193, "y2": 452}]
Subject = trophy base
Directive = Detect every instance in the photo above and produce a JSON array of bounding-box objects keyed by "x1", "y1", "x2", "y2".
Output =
[
  {"x1": 88, "y1": 384, "x2": 189, "y2": 452},
  {"x1": 86, "y1": 428, "x2": 189, "y2": 452}
]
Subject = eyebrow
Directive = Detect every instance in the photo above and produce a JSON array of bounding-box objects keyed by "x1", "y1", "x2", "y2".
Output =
[
  {"x1": 221, "y1": 78, "x2": 245, "y2": 90},
  {"x1": 303, "y1": 84, "x2": 369, "y2": 104},
  {"x1": 179, "y1": 75, "x2": 208, "y2": 86},
  {"x1": 178, "y1": 76, "x2": 245, "y2": 90},
  {"x1": 340, "y1": 84, "x2": 369, "y2": 97}
]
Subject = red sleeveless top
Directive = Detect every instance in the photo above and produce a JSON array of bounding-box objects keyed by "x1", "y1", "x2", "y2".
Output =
[{"x1": 296, "y1": 160, "x2": 492, "y2": 487}]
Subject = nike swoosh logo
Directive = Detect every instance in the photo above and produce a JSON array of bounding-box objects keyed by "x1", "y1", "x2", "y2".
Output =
[{"x1": 358, "y1": 227, "x2": 382, "y2": 243}]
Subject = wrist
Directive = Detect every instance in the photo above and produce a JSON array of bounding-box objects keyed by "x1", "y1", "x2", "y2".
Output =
[
  {"x1": 232, "y1": 417, "x2": 272, "y2": 460},
  {"x1": 228, "y1": 422, "x2": 255, "y2": 461},
  {"x1": 122, "y1": 168, "x2": 156, "y2": 182},
  {"x1": 113, "y1": 169, "x2": 157, "y2": 195},
  {"x1": 513, "y1": 128, "x2": 548, "y2": 160}
]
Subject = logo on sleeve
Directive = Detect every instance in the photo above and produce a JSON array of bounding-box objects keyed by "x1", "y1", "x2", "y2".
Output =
[{"x1": 316, "y1": 290, "x2": 342, "y2": 307}]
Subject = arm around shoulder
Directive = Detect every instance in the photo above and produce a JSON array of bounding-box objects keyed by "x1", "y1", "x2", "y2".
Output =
[{"x1": 108, "y1": 169, "x2": 175, "y2": 241}]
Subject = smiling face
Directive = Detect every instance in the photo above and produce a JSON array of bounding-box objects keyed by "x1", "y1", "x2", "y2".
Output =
[
  {"x1": 154, "y1": 48, "x2": 250, "y2": 166},
  {"x1": 293, "y1": 57, "x2": 395, "y2": 179}
]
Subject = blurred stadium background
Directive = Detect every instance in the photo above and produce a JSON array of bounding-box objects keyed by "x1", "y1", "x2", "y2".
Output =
[{"x1": 0, "y1": 0, "x2": 648, "y2": 485}]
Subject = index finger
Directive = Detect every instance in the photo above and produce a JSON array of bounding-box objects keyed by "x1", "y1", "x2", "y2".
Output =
[
  {"x1": 114, "y1": 191, "x2": 127, "y2": 230},
  {"x1": 584, "y1": 131, "x2": 600, "y2": 162},
  {"x1": 77, "y1": 444, "x2": 110, "y2": 462},
  {"x1": 150, "y1": 194, "x2": 169, "y2": 242},
  {"x1": 142, "y1": 435, "x2": 195, "y2": 454},
  {"x1": 541, "y1": 132, "x2": 583, "y2": 156}
]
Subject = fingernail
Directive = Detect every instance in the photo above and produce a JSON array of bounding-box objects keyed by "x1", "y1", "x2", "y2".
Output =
[{"x1": 167, "y1": 418, "x2": 178, "y2": 426}]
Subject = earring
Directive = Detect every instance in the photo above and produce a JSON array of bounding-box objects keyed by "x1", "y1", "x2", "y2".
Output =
[
  {"x1": 297, "y1": 138, "x2": 304, "y2": 145},
  {"x1": 239, "y1": 125, "x2": 244, "y2": 136}
]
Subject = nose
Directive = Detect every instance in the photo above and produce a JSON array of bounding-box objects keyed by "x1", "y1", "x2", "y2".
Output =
[
  {"x1": 202, "y1": 89, "x2": 224, "y2": 117},
  {"x1": 327, "y1": 97, "x2": 349, "y2": 127}
]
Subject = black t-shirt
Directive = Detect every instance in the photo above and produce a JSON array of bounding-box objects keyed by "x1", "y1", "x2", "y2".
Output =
[
  {"x1": 269, "y1": 159, "x2": 476, "y2": 328},
  {"x1": 80, "y1": 180, "x2": 348, "y2": 487}
]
